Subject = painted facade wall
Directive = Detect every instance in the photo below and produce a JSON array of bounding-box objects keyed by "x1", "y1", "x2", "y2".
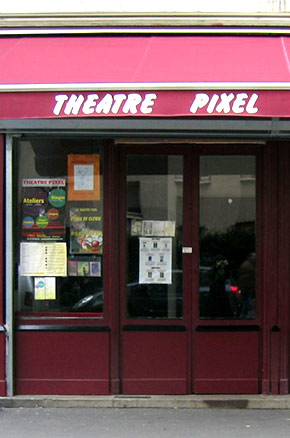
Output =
[{"x1": 0, "y1": 0, "x2": 290, "y2": 400}]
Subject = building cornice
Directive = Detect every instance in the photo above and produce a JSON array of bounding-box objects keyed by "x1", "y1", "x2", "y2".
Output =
[{"x1": 1, "y1": 12, "x2": 290, "y2": 33}]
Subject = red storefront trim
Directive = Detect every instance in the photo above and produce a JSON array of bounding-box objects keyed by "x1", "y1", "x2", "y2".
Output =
[{"x1": 1, "y1": 90, "x2": 290, "y2": 119}]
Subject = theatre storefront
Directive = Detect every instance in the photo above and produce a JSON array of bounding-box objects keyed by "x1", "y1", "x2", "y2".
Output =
[{"x1": 0, "y1": 34, "x2": 290, "y2": 396}]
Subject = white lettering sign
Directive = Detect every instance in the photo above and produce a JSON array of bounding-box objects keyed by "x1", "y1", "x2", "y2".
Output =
[
  {"x1": 52, "y1": 91, "x2": 259, "y2": 117},
  {"x1": 190, "y1": 92, "x2": 259, "y2": 115},
  {"x1": 53, "y1": 92, "x2": 157, "y2": 116}
]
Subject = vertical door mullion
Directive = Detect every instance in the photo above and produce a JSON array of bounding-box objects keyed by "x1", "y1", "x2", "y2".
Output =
[
  {"x1": 190, "y1": 147, "x2": 200, "y2": 393},
  {"x1": 5, "y1": 135, "x2": 14, "y2": 396}
]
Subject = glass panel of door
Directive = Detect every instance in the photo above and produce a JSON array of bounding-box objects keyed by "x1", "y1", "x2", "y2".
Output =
[
  {"x1": 125, "y1": 154, "x2": 184, "y2": 319},
  {"x1": 122, "y1": 149, "x2": 258, "y2": 395},
  {"x1": 199, "y1": 155, "x2": 256, "y2": 320},
  {"x1": 124, "y1": 153, "x2": 257, "y2": 322}
]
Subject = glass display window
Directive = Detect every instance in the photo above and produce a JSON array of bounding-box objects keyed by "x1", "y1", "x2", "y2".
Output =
[{"x1": 14, "y1": 137, "x2": 104, "y2": 316}]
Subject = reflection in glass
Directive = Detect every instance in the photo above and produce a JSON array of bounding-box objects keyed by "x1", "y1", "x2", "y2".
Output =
[
  {"x1": 126, "y1": 155, "x2": 183, "y2": 319},
  {"x1": 199, "y1": 156, "x2": 256, "y2": 319}
]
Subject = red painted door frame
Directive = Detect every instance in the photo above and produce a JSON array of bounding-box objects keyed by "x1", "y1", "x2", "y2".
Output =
[
  {"x1": 192, "y1": 145, "x2": 263, "y2": 394},
  {"x1": 117, "y1": 142, "x2": 266, "y2": 394},
  {"x1": 118, "y1": 144, "x2": 193, "y2": 394}
]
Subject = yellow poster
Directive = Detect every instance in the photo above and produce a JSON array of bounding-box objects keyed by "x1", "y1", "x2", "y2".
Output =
[{"x1": 34, "y1": 277, "x2": 56, "y2": 300}]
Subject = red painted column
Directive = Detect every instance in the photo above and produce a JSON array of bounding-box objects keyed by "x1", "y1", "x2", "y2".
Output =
[
  {"x1": 261, "y1": 143, "x2": 279, "y2": 394},
  {"x1": 0, "y1": 134, "x2": 6, "y2": 396},
  {"x1": 104, "y1": 140, "x2": 120, "y2": 394},
  {"x1": 277, "y1": 143, "x2": 290, "y2": 394},
  {"x1": 262, "y1": 141, "x2": 290, "y2": 395}
]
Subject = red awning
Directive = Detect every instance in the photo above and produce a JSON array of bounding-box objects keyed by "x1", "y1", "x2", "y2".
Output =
[
  {"x1": 1, "y1": 35, "x2": 290, "y2": 119},
  {"x1": 1, "y1": 35, "x2": 290, "y2": 88}
]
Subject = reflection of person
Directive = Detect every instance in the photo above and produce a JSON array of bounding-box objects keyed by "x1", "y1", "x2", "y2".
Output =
[
  {"x1": 238, "y1": 252, "x2": 256, "y2": 318},
  {"x1": 208, "y1": 256, "x2": 232, "y2": 318}
]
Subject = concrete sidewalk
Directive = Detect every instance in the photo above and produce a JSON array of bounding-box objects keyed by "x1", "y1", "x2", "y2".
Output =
[
  {"x1": 1, "y1": 394, "x2": 290, "y2": 409},
  {"x1": 0, "y1": 407, "x2": 290, "y2": 438}
]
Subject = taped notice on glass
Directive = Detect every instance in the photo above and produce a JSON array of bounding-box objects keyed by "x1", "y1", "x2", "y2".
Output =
[
  {"x1": 34, "y1": 277, "x2": 56, "y2": 300},
  {"x1": 139, "y1": 237, "x2": 172, "y2": 284},
  {"x1": 142, "y1": 221, "x2": 175, "y2": 237},
  {"x1": 20, "y1": 242, "x2": 67, "y2": 277}
]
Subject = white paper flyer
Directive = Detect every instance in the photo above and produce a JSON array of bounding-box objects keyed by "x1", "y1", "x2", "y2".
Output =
[
  {"x1": 139, "y1": 237, "x2": 172, "y2": 284},
  {"x1": 142, "y1": 221, "x2": 175, "y2": 237},
  {"x1": 20, "y1": 242, "x2": 67, "y2": 277}
]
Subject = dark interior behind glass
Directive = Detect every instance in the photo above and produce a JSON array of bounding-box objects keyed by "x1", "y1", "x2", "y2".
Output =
[
  {"x1": 14, "y1": 138, "x2": 104, "y2": 315},
  {"x1": 199, "y1": 155, "x2": 256, "y2": 319}
]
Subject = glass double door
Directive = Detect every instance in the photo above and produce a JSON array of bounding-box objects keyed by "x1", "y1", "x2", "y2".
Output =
[{"x1": 120, "y1": 145, "x2": 258, "y2": 394}]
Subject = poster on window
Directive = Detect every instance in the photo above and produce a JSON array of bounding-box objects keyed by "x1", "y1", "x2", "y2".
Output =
[
  {"x1": 21, "y1": 178, "x2": 66, "y2": 241},
  {"x1": 67, "y1": 257, "x2": 102, "y2": 277},
  {"x1": 142, "y1": 221, "x2": 176, "y2": 237},
  {"x1": 68, "y1": 154, "x2": 100, "y2": 201},
  {"x1": 20, "y1": 242, "x2": 67, "y2": 277},
  {"x1": 34, "y1": 277, "x2": 56, "y2": 300},
  {"x1": 139, "y1": 237, "x2": 172, "y2": 284},
  {"x1": 69, "y1": 207, "x2": 103, "y2": 254}
]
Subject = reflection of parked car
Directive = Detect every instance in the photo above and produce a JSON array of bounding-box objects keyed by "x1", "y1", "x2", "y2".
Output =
[
  {"x1": 127, "y1": 283, "x2": 183, "y2": 318},
  {"x1": 72, "y1": 267, "x2": 242, "y2": 317},
  {"x1": 72, "y1": 291, "x2": 103, "y2": 312},
  {"x1": 199, "y1": 265, "x2": 242, "y2": 318},
  {"x1": 72, "y1": 276, "x2": 184, "y2": 317}
]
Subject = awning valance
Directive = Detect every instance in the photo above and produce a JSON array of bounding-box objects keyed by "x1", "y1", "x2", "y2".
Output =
[{"x1": 1, "y1": 35, "x2": 290, "y2": 118}]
